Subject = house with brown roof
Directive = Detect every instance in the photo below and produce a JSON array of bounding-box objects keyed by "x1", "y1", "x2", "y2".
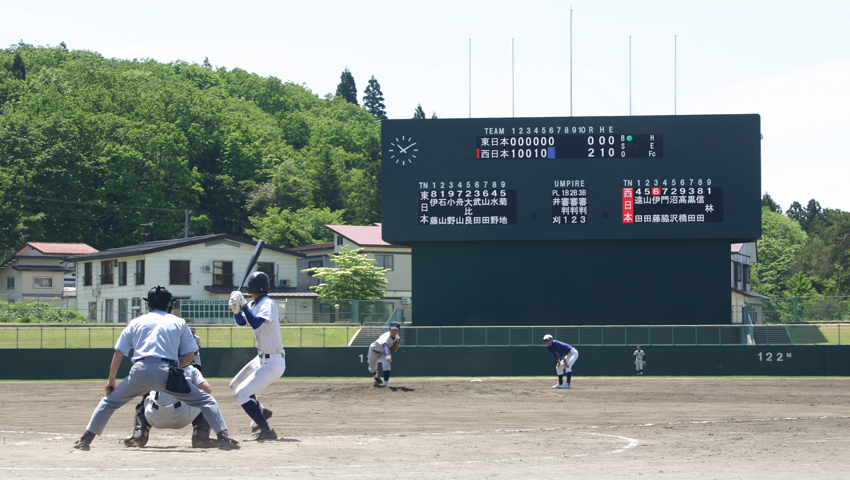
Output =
[{"x1": 0, "y1": 242, "x2": 98, "y2": 308}]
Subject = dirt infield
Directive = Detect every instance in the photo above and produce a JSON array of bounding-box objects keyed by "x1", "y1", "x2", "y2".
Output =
[{"x1": 1, "y1": 377, "x2": 849, "y2": 479}]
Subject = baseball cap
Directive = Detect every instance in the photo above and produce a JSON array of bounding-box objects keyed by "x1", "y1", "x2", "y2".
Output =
[{"x1": 543, "y1": 334, "x2": 553, "y2": 341}]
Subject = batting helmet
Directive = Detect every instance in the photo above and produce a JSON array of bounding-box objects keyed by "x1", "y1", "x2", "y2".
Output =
[
  {"x1": 389, "y1": 321, "x2": 401, "y2": 330},
  {"x1": 246, "y1": 271, "x2": 270, "y2": 294},
  {"x1": 145, "y1": 286, "x2": 173, "y2": 311}
]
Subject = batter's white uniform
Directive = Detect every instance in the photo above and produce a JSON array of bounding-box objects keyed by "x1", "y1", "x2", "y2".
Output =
[
  {"x1": 230, "y1": 295, "x2": 286, "y2": 404},
  {"x1": 367, "y1": 331, "x2": 400, "y2": 374},
  {"x1": 144, "y1": 366, "x2": 206, "y2": 429},
  {"x1": 633, "y1": 349, "x2": 646, "y2": 373}
]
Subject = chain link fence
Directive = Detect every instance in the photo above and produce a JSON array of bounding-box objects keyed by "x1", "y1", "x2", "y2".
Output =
[{"x1": 2, "y1": 323, "x2": 846, "y2": 349}]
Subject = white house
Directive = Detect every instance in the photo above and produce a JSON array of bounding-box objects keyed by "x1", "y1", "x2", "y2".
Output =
[
  {"x1": 731, "y1": 242, "x2": 767, "y2": 323},
  {"x1": 67, "y1": 234, "x2": 312, "y2": 324},
  {"x1": 0, "y1": 242, "x2": 98, "y2": 308},
  {"x1": 293, "y1": 224, "x2": 412, "y2": 323}
]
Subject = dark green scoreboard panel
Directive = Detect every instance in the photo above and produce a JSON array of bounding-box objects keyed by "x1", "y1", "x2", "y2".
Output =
[
  {"x1": 381, "y1": 115, "x2": 761, "y2": 327},
  {"x1": 382, "y1": 114, "x2": 760, "y2": 244}
]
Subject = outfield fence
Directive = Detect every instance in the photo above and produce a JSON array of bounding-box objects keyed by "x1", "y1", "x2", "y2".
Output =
[{"x1": 1, "y1": 323, "x2": 847, "y2": 349}]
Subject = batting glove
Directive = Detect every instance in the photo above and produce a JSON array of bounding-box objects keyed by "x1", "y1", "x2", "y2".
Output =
[
  {"x1": 230, "y1": 291, "x2": 247, "y2": 306},
  {"x1": 228, "y1": 296, "x2": 242, "y2": 314}
]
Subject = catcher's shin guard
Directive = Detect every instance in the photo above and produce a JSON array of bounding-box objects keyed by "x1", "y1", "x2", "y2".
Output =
[{"x1": 131, "y1": 397, "x2": 151, "y2": 447}]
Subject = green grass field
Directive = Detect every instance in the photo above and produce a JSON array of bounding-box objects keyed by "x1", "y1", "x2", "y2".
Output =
[{"x1": 0, "y1": 325, "x2": 360, "y2": 349}]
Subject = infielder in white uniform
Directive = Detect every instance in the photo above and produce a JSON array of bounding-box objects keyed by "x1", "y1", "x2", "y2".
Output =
[
  {"x1": 543, "y1": 334, "x2": 579, "y2": 389},
  {"x1": 122, "y1": 365, "x2": 218, "y2": 448},
  {"x1": 229, "y1": 271, "x2": 284, "y2": 442},
  {"x1": 367, "y1": 322, "x2": 401, "y2": 387},
  {"x1": 633, "y1": 346, "x2": 646, "y2": 375}
]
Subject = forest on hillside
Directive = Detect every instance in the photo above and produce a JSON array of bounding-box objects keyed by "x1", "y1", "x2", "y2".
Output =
[
  {"x1": 1, "y1": 43, "x2": 848, "y2": 297},
  {"x1": 0, "y1": 42, "x2": 384, "y2": 254}
]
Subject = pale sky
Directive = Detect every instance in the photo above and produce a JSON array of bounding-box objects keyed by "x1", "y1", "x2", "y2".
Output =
[{"x1": 3, "y1": 0, "x2": 849, "y2": 212}]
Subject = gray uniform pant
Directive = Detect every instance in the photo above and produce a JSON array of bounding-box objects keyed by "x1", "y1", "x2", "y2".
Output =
[{"x1": 85, "y1": 358, "x2": 227, "y2": 436}]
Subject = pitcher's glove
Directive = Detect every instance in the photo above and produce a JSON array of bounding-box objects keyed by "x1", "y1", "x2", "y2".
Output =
[{"x1": 389, "y1": 337, "x2": 401, "y2": 352}]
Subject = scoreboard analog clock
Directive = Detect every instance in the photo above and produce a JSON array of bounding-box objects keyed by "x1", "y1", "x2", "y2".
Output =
[
  {"x1": 381, "y1": 114, "x2": 761, "y2": 243},
  {"x1": 389, "y1": 135, "x2": 418, "y2": 166}
]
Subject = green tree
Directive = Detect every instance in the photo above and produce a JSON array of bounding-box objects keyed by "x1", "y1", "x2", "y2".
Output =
[
  {"x1": 413, "y1": 103, "x2": 426, "y2": 119},
  {"x1": 246, "y1": 206, "x2": 344, "y2": 249},
  {"x1": 752, "y1": 207, "x2": 808, "y2": 296},
  {"x1": 301, "y1": 246, "x2": 388, "y2": 300},
  {"x1": 335, "y1": 67, "x2": 358, "y2": 105},
  {"x1": 798, "y1": 209, "x2": 850, "y2": 295},
  {"x1": 785, "y1": 199, "x2": 825, "y2": 234},
  {"x1": 362, "y1": 75, "x2": 387, "y2": 120},
  {"x1": 761, "y1": 192, "x2": 782, "y2": 214}
]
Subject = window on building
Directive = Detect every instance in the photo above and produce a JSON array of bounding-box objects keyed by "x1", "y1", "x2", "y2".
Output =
[
  {"x1": 88, "y1": 301, "x2": 97, "y2": 321},
  {"x1": 118, "y1": 298, "x2": 128, "y2": 323},
  {"x1": 135, "y1": 260, "x2": 145, "y2": 285},
  {"x1": 33, "y1": 277, "x2": 54, "y2": 288},
  {"x1": 101, "y1": 260, "x2": 114, "y2": 285},
  {"x1": 170, "y1": 260, "x2": 191, "y2": 285},
  {"x1": 336, "y1": 235, "x2": 343, "y2": 246},
  {"x1": 83, "y1": 262, "x2": 93, "y2": 286},
  {"x1": 118, "y1": 262, "x2": 127, "y2": 286},
  {"x1": 104, "y1": 299, "x2": 114, "y2": 323},
  {"x1": 213, "y1": 261, "x2": 234, "y2": 286},
  {"x1": 307, "y1": 260, "x2": 323, "y2": 276},
  {"x1": 743, "y1": 264, "x2": 751, "y2": 290},
  {"x1": 375, "y1": 255, "x2": 394, "y2": 271},
  {"x1": 6, "y1": 277, "x2": 13, "y2": 290},
  {"x1": 256, "y1": 262, "x2": 275, "y2": 285},
  {"x1": 131, "y1": 298, "x2": 142, "y2": 319}
]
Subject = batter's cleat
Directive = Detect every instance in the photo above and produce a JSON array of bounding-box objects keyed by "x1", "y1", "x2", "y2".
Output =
[
  {"x1": 245, "y1": 428, "x2": 278, "y2": 442},
  {"x1": 218, "y1": 437, "x2": 241, "y2": 450},
  {"x1": 558, "y1": 383, "x2": 571, "y2": 389},
  {"x1": 250, "y1": 408, "x2": 274, "y2": 432},
  {"x1": 73, "y1": 438, "x2": 91, "y2": 451},
  {"x1": 551, "y1": 384, "x2": 562, "y2": 389},
  {"x1": 373, "y1": 375, "x2": 382, "y2": 386},
  {"x1": 192, "y1": 436, "x2": 219, "y2": 449}
]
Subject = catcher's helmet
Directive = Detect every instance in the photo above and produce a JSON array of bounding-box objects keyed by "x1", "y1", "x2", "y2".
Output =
[
  {"x1": 145, "y1": 285, "x2": 173, "y2": 311},
  {"x1": 388, "y1": 321, "x2": 401, "y2": 330},
  {"x1": 247, "y1": 271, "x2": 270, "y2": 294}
]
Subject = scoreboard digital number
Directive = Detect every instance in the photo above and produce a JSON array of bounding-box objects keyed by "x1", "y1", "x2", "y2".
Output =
[{"x1": 381, "y1": 115, "x2": 761, "y2": 243}]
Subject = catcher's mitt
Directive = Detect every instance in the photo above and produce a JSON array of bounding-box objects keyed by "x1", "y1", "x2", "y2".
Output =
[{"x1": 389, "y1": 337, "x2": 401, "y2": 352}]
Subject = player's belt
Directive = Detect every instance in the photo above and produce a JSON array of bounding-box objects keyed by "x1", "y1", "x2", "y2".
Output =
[
  {"x1": 137, "y1": 357, "x2": 173, "y2": 363},
  {"x1": 260, "y1": 353, "x2": 285, "y2": 359},
  {"x1": 151, "y1": 401, "x2": 182, "y2": 410}
]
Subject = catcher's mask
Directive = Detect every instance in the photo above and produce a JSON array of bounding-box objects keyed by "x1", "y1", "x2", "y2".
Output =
[
  {"x1": 144, "y1": 285, "x2": 174, "y2": 312},
  {"x1": 247, "y1": 271, "x2": 270, "y2": 294}
]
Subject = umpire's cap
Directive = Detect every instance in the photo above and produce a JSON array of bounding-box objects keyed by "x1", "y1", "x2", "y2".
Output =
[
  {"x1": 247, "y1": 271, "x2": 270, "y2": 294},
  {"x1": 389, "y1": 321, "x2": 401, "y2": 330},
  {"x1": 145, "y1": 285, "x2": 173, "y2": 311}
]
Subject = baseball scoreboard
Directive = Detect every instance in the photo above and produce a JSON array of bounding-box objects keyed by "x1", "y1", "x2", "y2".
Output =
[{"x1": 382, "y1": 114, "x2": 761, "y2": 243}]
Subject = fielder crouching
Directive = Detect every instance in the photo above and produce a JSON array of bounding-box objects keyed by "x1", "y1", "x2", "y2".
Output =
[{"x1": 122, "y1": 364, "x2": 218, "y2": 449}]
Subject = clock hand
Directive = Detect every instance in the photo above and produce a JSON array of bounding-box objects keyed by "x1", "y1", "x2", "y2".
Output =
[{"x1": 399, "y1": 142, "x2": 417, "y2": 154}]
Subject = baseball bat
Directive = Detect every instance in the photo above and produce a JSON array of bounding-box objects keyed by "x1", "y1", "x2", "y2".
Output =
[{"x1": 238, "y1": 240, "x2": 265, "y2": 291}]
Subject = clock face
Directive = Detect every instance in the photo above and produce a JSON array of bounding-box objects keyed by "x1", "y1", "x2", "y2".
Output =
[{"x1": 389, "y1": 135, "x2": 418, "y2": 166}]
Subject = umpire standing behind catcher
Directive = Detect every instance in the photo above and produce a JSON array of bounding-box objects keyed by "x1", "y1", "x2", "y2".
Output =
[
  {"x1": 543, "y1": 334, "x2": 579, "y2": 389},
  {"x1": 73, "y1": 286, "x2": 239, "y2": 451},
  {"x1": 229, "y1": 271, "x2": 284, "y2": 442},
  {"x1": 367, "y1": 321, "x2": 401, "y2": 387}
]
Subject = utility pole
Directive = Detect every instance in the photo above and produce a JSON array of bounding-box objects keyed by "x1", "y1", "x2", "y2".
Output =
[{"x1": 184, "y1": 210, "x2": 192, "y2": 238}]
